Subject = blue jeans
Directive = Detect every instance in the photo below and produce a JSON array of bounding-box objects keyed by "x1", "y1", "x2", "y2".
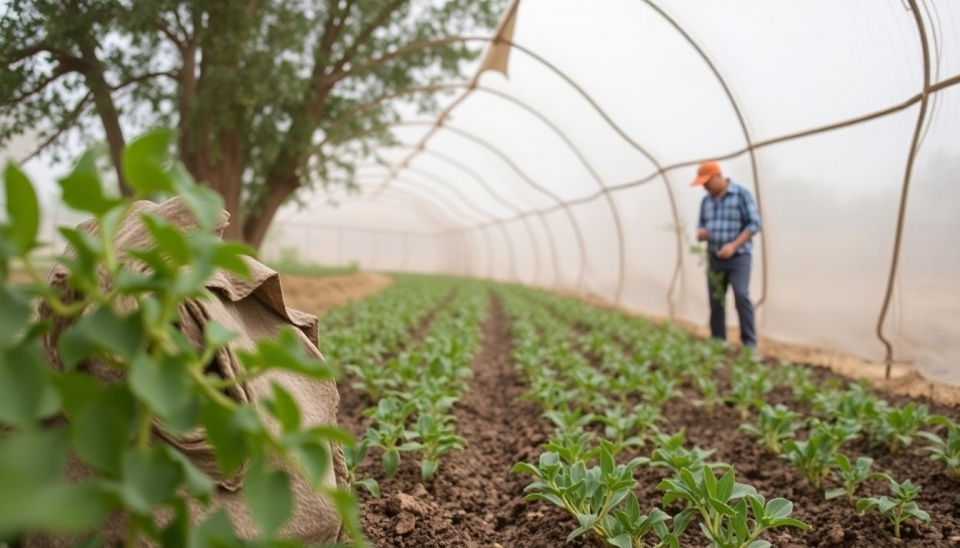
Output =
[{"x1": 707, "y1": 253, "x2": 756, "y2": 348}]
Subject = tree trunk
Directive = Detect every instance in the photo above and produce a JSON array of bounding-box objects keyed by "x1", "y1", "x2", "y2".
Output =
[
  {"x1": 77, "y1": 39, "x2": 132, "y2": 197},
  {"x1": 181, "y1": 128, "x2": 245, "y2": 242},
  {"x1": 243, "y1": 174, "x2": 300, "y2": 251}
]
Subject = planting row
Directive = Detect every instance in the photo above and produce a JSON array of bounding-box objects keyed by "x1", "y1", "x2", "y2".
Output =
[
  {"x1": 500, "y1": 286, "x2": 958, "y2": 546},
  {"x1": 322, "y1": 278, "x2": 490, "y2": 495}
]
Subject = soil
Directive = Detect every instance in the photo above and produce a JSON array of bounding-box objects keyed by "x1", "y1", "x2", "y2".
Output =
[
  {"x1": 279, "y1": 272, "x2": 392, "y2": 315},
  {"x1": 296, "y1": 285, "x2": 960, "y2": 548}
]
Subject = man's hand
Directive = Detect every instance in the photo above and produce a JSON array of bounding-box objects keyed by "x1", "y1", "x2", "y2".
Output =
[
  {"x1": 717, "y1": 243, "x2": 737, "y2": 259},
  {"x1": 697, "y1": 227, "x2": 708, "y2": 242}
]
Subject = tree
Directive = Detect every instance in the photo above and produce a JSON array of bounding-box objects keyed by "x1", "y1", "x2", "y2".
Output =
[{"x1": 1, "y1": 0, "x2": 506, "y2": 247}]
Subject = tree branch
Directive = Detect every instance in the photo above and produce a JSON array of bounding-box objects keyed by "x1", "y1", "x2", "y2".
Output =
[
  {"x1": 3, "y1": 42, "x2": 83, "y2": 67},
  {"x1": 154, "y1": 18, "x2": 185, "y2": 51},
  {"x1": 21, "y1": 92, "x2": 93, "y2": 163},
  {"x1": 111, "y1": 70, "x2": 177, "y2": 91},
  {"x1": 1, "y1": 65, "x2": 73, "y2": 106},
  {"x1": 171, "y1": 7, "x2": 191, "y2": 43},
  {"x1": 332, "y1": 0, "x2": 407, "y2": 74}
]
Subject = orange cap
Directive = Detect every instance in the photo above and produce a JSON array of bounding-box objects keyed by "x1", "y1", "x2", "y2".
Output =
[{"x1": 691, "y1": 161, "x2": 721, "y2": 186}]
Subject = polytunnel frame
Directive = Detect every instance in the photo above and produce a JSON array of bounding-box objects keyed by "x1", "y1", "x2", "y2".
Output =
[
  {"x1": 318, "y1": 186, "x2": 475, "y2": 274},
  {"x1": 280, "y1": 220, "x2": 433, "y2": 272},
  {"x1": 335, "y1": 118, "x2": 585, "y2": 289},
  {"x1": 351, "y1": 170, "x2": 504, "y2": 279},
  {"x1": 292, "y1": 2, "x2": 960, "y2": 377},
  {"x1": 354, "y1": 176, "x2": 491, "y2": 275},
  {"x1": 313, "y1": 173, "x2": 518, "y2": 281}
]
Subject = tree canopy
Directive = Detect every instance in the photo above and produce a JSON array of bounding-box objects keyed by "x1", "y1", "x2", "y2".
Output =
[{"x1": 1, "y1": 0, "x2": 507, "y2": 246}]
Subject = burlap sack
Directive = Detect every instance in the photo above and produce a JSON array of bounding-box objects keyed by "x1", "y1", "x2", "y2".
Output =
[{"x1": 24, "y1": 197, "x2": 349, "y2": 546}]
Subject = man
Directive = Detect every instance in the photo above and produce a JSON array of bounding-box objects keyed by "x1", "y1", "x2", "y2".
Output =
[{"x1": 691, "y1": 161, "x2": 762, "y2": 352}]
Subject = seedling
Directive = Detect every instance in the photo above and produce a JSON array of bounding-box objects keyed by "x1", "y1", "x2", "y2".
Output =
[
  {"x1": 599, "y1": 405, "x2": 645, "y2": 454},
  {"x1": 725, "y1": 370, "x2": 773, "y2": 419},
  {"x1": 511, "y1": 448, "x2": 649, "y2": 545},
  {"x1": 640, "y1": 372, "x2": 681, "y2": 407},
  {"x1": 693, "y1": 377, "x2": 723, "y2": 413},
  {"x1": 651, "y1": 430, "x2": 727, "y2": 477},
  {"x1": 871, "y1": 402, "x2": 930, "y2": 453},
  {"x1": 402, "y1": 413, "x2": 466, "y2": 482},
  {"x1": 781, "y1": 432, "x2": 834, "y2": 490},
  {"x1": 363, "y1": 397, "x2": 418, "y2": 477},
  {"x1": 606, "y1": 495, "x2": 689, "y2": 548},
  {"x1": 917, "y1": 416, "x2": 960, "y2": 479},
  {"x1": 659, "y1": 466, "x2": 812, "y2": 548},
  {"x1": 808, "y1": 417, "x2": 861, "y2": 453},
  {"x1": 857, "y1": 479, "x2": 930, "y2": 538},
  {"x1": 543, "y1": 405, "x2": 596, "y2": 437},
  {"x1": 343, "y1": 438, "x2": 381, "y2": 498},
  {"x1": 543, "y1": 431, "x2": 599, "y2": 465},
  {"x1": 825, "y1": 454, "x2": 889, "y2": 506},
  {"x1": 738, "y1": 404, "x2": 802, "y2": 455},
  {"x1": 633, "y1": 403, "x2": 666, "y2": 444}
]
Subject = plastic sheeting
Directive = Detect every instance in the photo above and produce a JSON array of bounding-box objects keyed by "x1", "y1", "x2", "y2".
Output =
[{"x1": 267, "y1": 0, "x2": 960, "y2": 385}]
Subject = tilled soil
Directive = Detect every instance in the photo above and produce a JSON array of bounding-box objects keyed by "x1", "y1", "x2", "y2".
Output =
[{"x1": 335, "y1": 294, "x2": 960, "y2": 548}]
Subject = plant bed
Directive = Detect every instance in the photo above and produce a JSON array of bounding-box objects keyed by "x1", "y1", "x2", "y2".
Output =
[{"x1": 321, "y1": 285, "x2": 960, "y2": 548}]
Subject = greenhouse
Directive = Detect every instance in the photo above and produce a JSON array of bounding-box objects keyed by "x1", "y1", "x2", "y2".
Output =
[{"x1": 2, "y1": 0, "x2": 959, "y2": 547}]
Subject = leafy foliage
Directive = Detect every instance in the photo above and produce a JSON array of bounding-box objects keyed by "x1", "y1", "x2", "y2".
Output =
[
  {"x1": 1, "y1": 0, "x2": 508, "y2": 242},
  {"x1": 0, "y1": 131, "x2": 363, "y2": 546}
]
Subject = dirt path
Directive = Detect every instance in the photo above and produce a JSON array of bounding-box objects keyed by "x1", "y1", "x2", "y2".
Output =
[{"x1": 280, "y1": 272, "x2": 392, "y2": 315}]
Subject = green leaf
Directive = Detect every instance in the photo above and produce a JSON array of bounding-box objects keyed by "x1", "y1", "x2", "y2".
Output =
[
  {"x1": 130, "y1": 354, "x2": 192, "y2": 419},
  {"x1": 382, "y1": 449, "x2": 399, "y2": 477},
  {"x1": 328, "y1": 487, "x2": 363, "y2": 542},
  {"x1": 746, "y1": 541, "x2": 772, "y2": 548},
  {"x1": 58, "y1": 152, "x2": 118, "y2": 215},
  {"x1": 72, "y1": 387, "x2": 135, "y2": 474},
  {"x1": 567, "y1": 513, "x2": 598, "y2": 542},
  {"x1": 123, "y1": 130, "x2": 175, "y2": 194},
  {"x1": 765, "y1": 498, "x2": 793, "y2": 519},
  {"x1": 600, "y1": 447, "x2": 615, "y2": 476},
  {"x1": 0, "y1": 481, "x2": 115, "y2": 534},
  {"x1": 204, "y1": 321, "x2": 237, "y2": 349},
  {"x1": 355, "y1": 477, "x2": 381, "y2": 498},
  {"x1": 267, "y1": 383, "x2": 300, "y2": 433},
  {"x1": 767, "y1": 517, "x2": 812, "y2": 530},
  {"x1": 73, "y1": 306, "x2": 147, "y2": 362},
  {"x1": 421, "y1": 458, "x2": 439, "y2": 481},
  {"x1": 142, "y1": 215, "x2": 191, "y2": 266},
  {"x1": 52, "y1": 372, "x2": 104, "y2": 418},
  {"x1": 162, "y1": 446, "x2": 214, "y2": 504},
  {"x1": 170, "y1": 165, "x2": 222, "y2": 230},
  {"x1": 246, "y1": 456, "x2": 294, "y2": 538},
  {"x1": 0, "y1": 285, "x2": 33, "y2": 341},
  {"x1": 824, "y1": 488, "x2": 847, "y2": 501},
  {"x1": 510, "y1": 462, "x2": 541, "y2": 478},
  {"x1": 120, "y1": 447, "x2": 181, "y2": 515},
  {"x1": 287, "y1": 438, "x2": 330, "y2": 488},
  {"x1": 305, "y1": 425, "x2": 355, "y2": 448},
  {"x1": 160, "y1": 498, "x2": 190, "y2": 548},
  {"x1": 608, "y1": 533, "x2": 632, "y2": 548},
  {"x1": 526, "y1": 492, "x2": 566, "y2": 509},
  {"x1": 199, "y1": 400, "x2": 247, "y2": 476},
  {"x1": 190, "y1": 509, "x2": 241, "y2": 548},
  {"x1": 0, "y1": 343, "x2": 57, "y2": 426},
  {"x1": 212, "y1": 242, "x2": 253, "y2": 278},
  {"x1": 4, "y1": 162, "x2": 39, "y2": 254}
]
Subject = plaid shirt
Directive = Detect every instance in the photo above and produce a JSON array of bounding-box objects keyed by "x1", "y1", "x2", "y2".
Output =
[{"x1": 697, "y1": 180, "x2": 761, "y2": 256}]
